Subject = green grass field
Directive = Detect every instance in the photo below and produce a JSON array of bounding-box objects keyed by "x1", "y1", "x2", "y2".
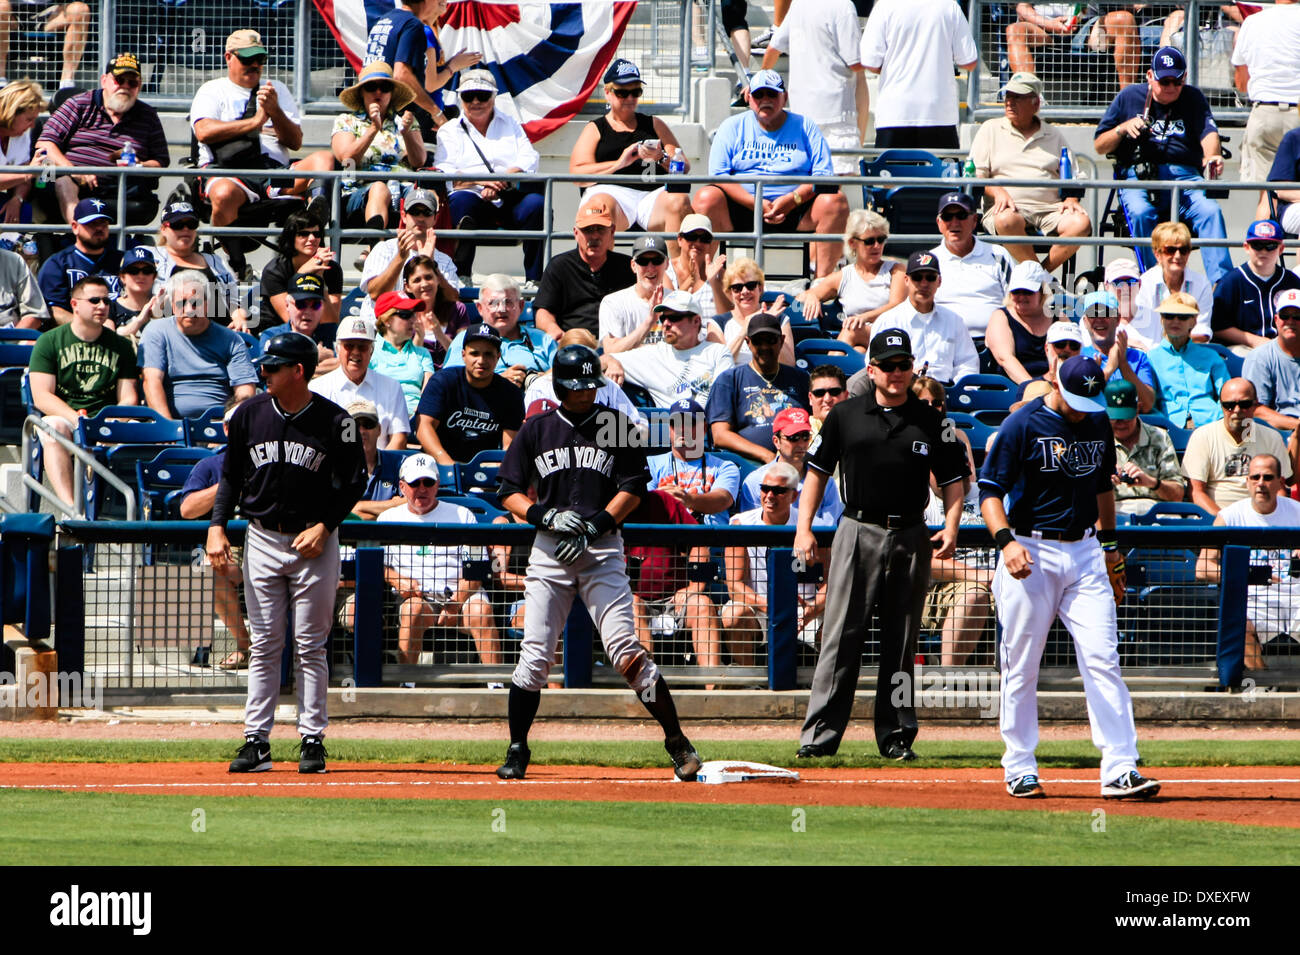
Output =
[
  {"x1": 1, "y1": 737, "x2": 1298, "y2": 767},
  {"x1": 4, "y1": 791, "x2": 1299, "y2": 865}
]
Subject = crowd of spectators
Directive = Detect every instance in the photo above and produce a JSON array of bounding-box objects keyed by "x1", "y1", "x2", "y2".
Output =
[{"x1": 5, "y1": 9, "x2": 1300, "y2": 676}]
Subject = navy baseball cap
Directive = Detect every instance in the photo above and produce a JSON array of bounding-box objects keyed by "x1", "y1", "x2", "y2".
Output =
[
  {"x1": 1152, "y1": 46, "x2": 1186, "y2": 80},
  {"x1": 631, "y1": 235, "x2": 668, "y2": 261},
  {"x1": 603, "y1": 58, "x2": 641, "y2": 85},
  {"x1": 1058, "y1": 356, "x2": 1107, "y2": 413},
  {"x1": 289, "y1": 273, "x2": 325, "y2": 303},
  {"x1": 162, "y1": 201, "x2": 199, "y2": 225},
  {"x1": 905, "y1": 250, "x2": 940, "y2": 276},
  {"x1": 73, "y1": 198, "x2": 111, "y2": 224},
  {"x1": 1104, "y1": 378, "x2": 1138, "y2": 421},
  {"x1": 937, "y1": 191, "x2": 976, "y2": 215},
  {"x1": 119, "y1": 246, "x2": 156, "y2": 271},
  {"x1": 869, "y1": 328, "x2": 912, "y2": 363},
  {"x1": 1246, "y1": 219, "x2": 1283, "y2": 243},
  {"x1": 668, "y1": 396, "x2": 705, "y2": 418},
  {"x1": 464, "y1": 322, "x2": 502, "y2": 347}
]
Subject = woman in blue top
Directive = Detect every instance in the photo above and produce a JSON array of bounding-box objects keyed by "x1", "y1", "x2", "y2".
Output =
[{"x1": 371, "y1": 288, "x2": 436, "y2": 416}]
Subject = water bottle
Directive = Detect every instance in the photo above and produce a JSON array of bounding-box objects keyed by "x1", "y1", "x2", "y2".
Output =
[
  {"x1": 963, "y1": 158, "x2": 976, "y2": 178},
  {"x1": 666, "y1": 150, "x2": 687, "y2": 193},
  {"x1": 1059, "y1": 146, "x2": 1074, "y2": 181},
  {"x1": 118, "y1": 141, "x2": 137, "y2": 166}
]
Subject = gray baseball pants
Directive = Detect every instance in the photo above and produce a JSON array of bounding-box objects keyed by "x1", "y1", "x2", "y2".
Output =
[{"x1": 242, "y1": 522, "x2": 340, "y2": 741}]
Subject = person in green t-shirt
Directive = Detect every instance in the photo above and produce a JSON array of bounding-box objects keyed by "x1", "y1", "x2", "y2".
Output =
[{"x1": 28, "y1": 275, "x2": 139, "y2": 509}]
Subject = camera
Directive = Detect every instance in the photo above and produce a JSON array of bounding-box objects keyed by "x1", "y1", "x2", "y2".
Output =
[{"x1": 1119, "y1": 472, "x2": 1137, "y2": 484}]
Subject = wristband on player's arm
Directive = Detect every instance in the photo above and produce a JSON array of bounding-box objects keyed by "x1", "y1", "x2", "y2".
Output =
[
  {"x1": 586, "y1": 510, "x2": 616, "y2": 537},
  {"x1": 526, "y1": 504, "x2": 554, "y2": 529},
  {"x1": 994, "y1": 527, "x2": 1015, "y2": 550},
  {"x1": 1097, "y1": 531, "x2": 1119, "y2": 553}
]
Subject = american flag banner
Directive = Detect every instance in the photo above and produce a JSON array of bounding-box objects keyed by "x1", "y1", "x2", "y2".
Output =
[{"x1": 312, "y1": 0, "x2": 638, "y2": 142}]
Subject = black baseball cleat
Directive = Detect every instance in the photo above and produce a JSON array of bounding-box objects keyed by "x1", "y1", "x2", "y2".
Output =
[
  {"x1": 882, "y1": 741, "x2": 918, "y2": 762},
  {"x1": 229, "y1": 736, "x2": 272, "y2": 773},
  {"x1": 665, "y1": 734, "x2": 702, "y2": 781},
  {"x1": 496, "y1": 742, "x2": 530, "y2": 780},
  {"x1": 796, "y1": 743, "x2": 832, "y2": 759},
  {"x1": 298, "y1": 735, "x2": 328, "y2": 774},
  {"x1": 1101, "y1": 770, "x2": 1161, "y2": 799},
  {"x1": 1007, "y1": 773, "x2": 1046, "y2": 798}
]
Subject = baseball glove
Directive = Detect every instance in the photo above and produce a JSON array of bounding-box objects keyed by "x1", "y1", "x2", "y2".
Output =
[
  {"x1": 554, "y1": 533, "x2": 589, "y2": 566},
  {"x1": 1106, "y1": 555, "x2": 1127, "y2": 604}
]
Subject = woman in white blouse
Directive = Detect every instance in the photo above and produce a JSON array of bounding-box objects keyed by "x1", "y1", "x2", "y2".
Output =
[
  {"x1": 719, "y1": 257, "x2": 796, "y2": 367},
  {"x1": 796, "y1": 209, "x2": 905, "y2": 352},
  {"x1": 432, "y1": 68, "x2": 543, "y2": 282},
  {"x1": 0, "y1": 80, "x2": 43, "y2": 223}
]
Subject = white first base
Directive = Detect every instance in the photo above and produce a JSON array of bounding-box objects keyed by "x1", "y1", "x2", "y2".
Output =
[{"x1": 689, "y1": 760, "x2": 801, "y2": 785}]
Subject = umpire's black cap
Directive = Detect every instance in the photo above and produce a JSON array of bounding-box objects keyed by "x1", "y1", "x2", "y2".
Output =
[
  {"x1": 552, "y1": 343, "x2": 606, "y2": 392},
  {"x1": 256, "y1": 331, "x2": 318, "y2": 377}
]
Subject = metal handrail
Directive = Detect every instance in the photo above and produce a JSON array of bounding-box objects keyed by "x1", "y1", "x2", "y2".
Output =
[{"x1": 19, "y1": 415, "x2": 139, "y2": 522}]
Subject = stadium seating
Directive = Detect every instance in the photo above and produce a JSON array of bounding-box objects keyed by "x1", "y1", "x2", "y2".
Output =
[
  {"x1": 76, "y1": 406, "x2": 186, "y2": 521},
  {"x1": 377, "y1": 448, "x2": 460, "y2": 493},
  {"x1": 859, "y1": 150, "x2": 955, "y2": 259},
  {"x1": 457, "y1": 449, "x2": 506, "y2": 507},
  {"x1": 183, "y1": 404, "x2": 229, "y2": 447},
  {"x1": 136, "y1": 447, "x2": 217, "y2": 520},
  {"x1": 1130, "y1": 502, "x2": 1214, "y2": 526},
  {"x1": 794, "y1": 338, "x2": 865, "y2": 376},
  {"x1": 1204, "y1": 341, "x2": 1244, "y2": 378},
  {"x1": 948, "y1": 374, "x2": 1017, "y2": 414},
  {"x1": 439, "y1": 493, "x2": 507, "y2": 524},
  {"x1": 0, "y1": 341, "x2": 34, "y2": 447}
]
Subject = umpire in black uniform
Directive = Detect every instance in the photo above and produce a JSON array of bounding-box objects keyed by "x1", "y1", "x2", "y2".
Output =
[{"x1": 794, "y1": 329, "x2": 967, "y2": 760}]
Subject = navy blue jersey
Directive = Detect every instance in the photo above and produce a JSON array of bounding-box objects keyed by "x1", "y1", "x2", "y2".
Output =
[
  {"x1": 498, "y1": 404, "x2": 649, "y2": 519},
  {"x1": 416, "y1": 366, "x2": 524, "y2": 464},
  {"x1": 1096, "y1": 83, "x2": 1216, "y2": 169},
  {"x1": 37, "y1": 246, "x2": 122, "y2": 311},
  {"x1": 978, "y1": 396, "x2": 1116, "y2": 534},
  {"x1": 1210, "y1": 264, "x2": 1300, "y2": 339},
  {"x1": 212, "y1": 392, "x2": 367, "y2": 532},
  {"x1": 364, "y1": 9, "x2": 426, "y2": 74}
]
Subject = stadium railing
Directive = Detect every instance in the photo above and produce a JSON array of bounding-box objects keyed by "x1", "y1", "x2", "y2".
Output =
[{"x1": 49, "y1": 520, "x2": 1298, "y2": 699}]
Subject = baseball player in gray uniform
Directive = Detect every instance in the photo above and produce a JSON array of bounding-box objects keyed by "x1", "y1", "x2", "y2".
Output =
[
  {"x1": 494, "y1": 344, "x2": 702, "y2": 781},
  {"x1": 210, "y1": 333, "x2": 366, "y2": 774}
]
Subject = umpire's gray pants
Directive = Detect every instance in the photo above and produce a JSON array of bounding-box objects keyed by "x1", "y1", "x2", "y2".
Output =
[
  {"x1": 799, "y1": 519, "x2": 931, "y2": 754},
  {"x1": 243, "y1": 522, "x2": 340, "y2": 741}
]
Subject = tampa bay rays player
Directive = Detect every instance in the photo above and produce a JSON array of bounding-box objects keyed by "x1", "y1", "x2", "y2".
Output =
[
  {"x1": 494, "y1": 343, "x2": 702, "y2": 781},
  {"x1": 209, "y1": 332, "x2": 366, "y2": 775},
  {"x1": 979, "y1": 355, "x2": 1160, "y2": 800}
]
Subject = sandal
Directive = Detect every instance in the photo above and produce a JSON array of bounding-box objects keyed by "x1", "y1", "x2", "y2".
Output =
[{"x1": 217, "y1": 649, "x2": 250, "y2": 671}]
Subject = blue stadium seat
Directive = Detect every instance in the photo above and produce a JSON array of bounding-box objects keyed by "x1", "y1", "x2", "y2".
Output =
[
  {"x1": 1204, "y1": 341, "x2": 1244, "y2": 378},
  {"x1": 136, "y1": 447, "x2": 216, "y2": 520},
  {"x1": 1129, "y1": 502, "x2": 1213, "y2": 526},
  {"x1": 0, "y1": 366, "x2": 27, "y2": 445},
  {"x1": 707, "y1": 449, "x2": 763, "y2": 487},
  {"x1": 340, "y1": 287, "x2": 367, "y2": 321},
  {"x1": 945, "y1": 411, "x2": 996, "y2": 469},
  {"x1": 457, "y1": 449, "x2": 505, "y2": 505},
  {"x1": 795, "y1": 338, "x2": 864, "y2": 376},
  {"x1": 439, "y1": 493, "x2": 507, "y2": 524},
  {"x1": 184, "y1": 404, "x2": 229, "y2": 447},
  {"x1": 77, "y1": 406, "x2": 186, "y2": 520},
  {"x1": 859, "y1": 150, "x2": 955, "y2": 258},
  {"x1": 0, "y1": 327, "x2": 40, "y2": 343},
  {"x1": 622, "y1": 382, "x2": 657, "y2": 409},
  {"x1": 238, "y1": 331, "x2": 259, "y2": 358},
  {"x1": 0, "y1": 341, "x2": 36, "y2": 368},
  {"x1": 948, "y1": 374, "x2": 1017, "y2": 413}
]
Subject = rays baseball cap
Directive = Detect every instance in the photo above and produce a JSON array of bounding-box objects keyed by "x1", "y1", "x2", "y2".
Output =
[
  {"x1": 603, "y1": 58, "x2": 642, "y2": 85},
  {"x1": 336, "y1": 316, "x2": 376, "y2": 342},
  {"x1": 1104, "y1": 258, "x2": 1141, "y2": 284},
  {"x1": 749, "y1": 69, "x2": 785, "y2": 94},
  {"x1": 464, "y1": 322, "x2": 502, "y2": 346},
  {"x1": 1057, "y1": 355, "x2": 1107, "y2": 413},
  {"x1": 869, "y1": 328, "x2": 912, "y2": 362},
  {"x1": 73, "y1": 198, "x2": 111, "y2": 224},
  {"x1": 403, "y1": 188, "x2": 438, "y2": 215},
  {"x1": 162, "y1": 201, "x2": 198, "y2": 224},
  {"x1": 1000, "y1": 71, "x2": 1042, "y2": 98},
  {"x1": 937, "y1": 192, "x2": 976, "y2": 215},
  {"x1": 772, "y1": 406, "x2": 812, "y2": 436},
  {"x1": 105, "y1": 52, "x2": 141, "y2": 76},
  {"x1": 226, "y1": 30, "x2": 268, "y2": 57},
  {"x1": 1104, "y1": 378, "x2": 1139, "y2": 421},
  {"x1": 1151, "y1": 46, "x2": 1186, "y2": 80},
  {"x1": 631, "y1": 235, "x2": 668, "y2": 262},
  {"x1": 289, "y1": 274, "x2": 325, "y2": 303},
  {"x1": 399, "y1": 453, "x2": 440, "y2": 484},
  {"x1": 1046, "y1": 321, "x2": 1084, "y2": 345},
  {"x1": 1246, "y1": 219, "x2": 1283, "y2": 243},
  {"x1": 905, "y1": 251, "x2": 940, "y2": 276},
  {"x1": 653, "y1": 289, "x2": 701, "y2": 317},
  {"x1": 667, "y1": 396, "x2": 705, "y2": 418}
]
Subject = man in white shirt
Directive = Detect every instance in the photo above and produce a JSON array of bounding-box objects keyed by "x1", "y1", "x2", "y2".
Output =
[
  {"x1": 309, "y1": 316, "x2": 411, "y2": 449},
  {"x1": 872, "y1": 250, "x2": 979, "y2": 385},
  {"x1": 859, "y1": 0, "x2": 979, "y2": 149},
  {"x1": 1230, "y1": 0, "x2": 1300, "y2": 217},
  {"x1": 190, "y1": 30, "x2": 333, "y2": 235},
  {"x1": 602, "y1": 290, "x2": 733, "y2": 407},
  {"x1": 1198, "y1": 453, "x2": 1300, "y2": 670},
  {"x1": 358, "y1": 188, "x2": 461, "y2": 323},
  {"x1": 929, "y1": 192, "x2": 1015, "y2": 338},
  {"x1": 760, "y1": 0, "x2": 868, "y2": 174},
  {"x1": 374, "y1": 453, "x2": 499, "y2": 666}
]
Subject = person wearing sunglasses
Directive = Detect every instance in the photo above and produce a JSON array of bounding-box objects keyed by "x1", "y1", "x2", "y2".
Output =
[
  {"x1": 33, "y1": 51, "x2": 168, "y2": 228},
  {"x1": 724, "y1": 460, "x2": 829, "y2": 667},
  {"x1": 368, "y1": 290, "x2": 432, "y2": 416},
  {"x1": 109, "y1": 245, "x2": 160, "y2": 339},
  {"x1": 1242, "y1": 288, "x2": 1300, "y2": 438},
  {"x1": 795, "y1": 329, "x2": 965, "y2": 762},
  {"x1": 433, "y1": 68, "x2": 544, "y2": 282},
  {"x1": 258, "y1": 274, "x2": 340, "y2": 380},
  {"x1": 570, "y1": 58, "x2": 692, "y2": 250},
  {"x1": 985, "y1": 259, "x2": 1054, "y2": 384},
  {"x1": 150, "y1": 201, "x2": 251, "y2": 332},
  {"x1": 36, "y1": 198, "x2": 124, "y2": 326},
  {"x1": 260, "y1": 208, "x2": 345, "y2": 326},
  {"x1": 692, "y1": 69, "x2": 849, "y2": 279},
  {"x1": 807, "y1": 364, "x2": 849, "y2": 435},
  {"x1": 796, "y1": 209, "x2": 905, "y2": 352},
  {"x1": 718, "y1": 257, "x2": 795, "y2": 367},
  {"x1": 871, "y1": 250, "x2": 979, "y2": 387},
  {"x1": 735, "y1": 406, "x2": 843, "y2": 523},
  {"x1": 968, "y1": 71, "x2": 1092, "y2": 274},
  {"x1": 600, "y1": 234, "x2": 723, "y2": 356},
  {"x1": 1147, "y1": 292, "x2": 1230, "y2": 430},
  {"x1": 1094, "y1": 45, "x2": 1231, "y2": 284},
  {"x1": 442, "y1": 272, "x2": 556, "y2": 389},
  {"x1": 1101, "y1": 256, "x2": 1147, "y2": 345},
  {"x1": 358, "y1": 187, "x2": 462, "y2": 325},
  {"x1": 665, "y1": 213, "x2": 729, "y2": 320},
  {"x1": 28, "y1": 274, "x2": 139, "y2": 510},
  {"x1": 1210, "y1": 218, "x2": 1300, "y2": 354},
  {"x1": 1126, "y1": 220, "x2": 1212, "y2": 349},
  {"x1": 331, "y1": 62, "x2": 426, "y2": 233},
  {"x1": 1199, "y1": 453, "x2": 1300, "y2": 672},
  {"x1": 1184, "y1": 377, "x2": 1294, "y2": 517},
  {"x1": 929, "y1": 191, "x2": 1017, "y2": 340},
  {"x1": 1076, "y1": 290, "x2": 1157, "y2": 413}
]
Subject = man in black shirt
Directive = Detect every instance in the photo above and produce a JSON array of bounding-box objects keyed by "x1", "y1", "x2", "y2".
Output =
[
  {"x1": 794, "y1": 329, "x2": 966, "y2": 760},
  {"x1": 415, "y1": 323, "x2": 524, "y2": 464},
  {"x1": 208, "y1": 332, "x2": 366, "y2": 775},
  {"x1": 532, "y1": 200, "x2": 634, "y2": 340}
]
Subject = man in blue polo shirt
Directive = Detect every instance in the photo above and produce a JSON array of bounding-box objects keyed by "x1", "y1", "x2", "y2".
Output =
[
  {"x1": 1078, "y1": 291, "x2": 1156, "y2": 413},
  {"x1": 36, "y1": 198, "x2": 123, "y2": 325},
  {"x1": 1093, "y1": 46, "x2": 1231, "y2": 283}
]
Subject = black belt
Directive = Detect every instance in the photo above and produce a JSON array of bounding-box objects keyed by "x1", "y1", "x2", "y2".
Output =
[
  {"x1": 1254, "y1": 101, "x2": 1298, "y2": 108},
  {"x1": 1014, "y1": 527, "x2": 1095, "y2": 542},
  {"x1": 254, "y1": 518, "x2": 310, "y2": 535},
  {"x1": 844, "y1": 508, "x2": 923, "y2": 530}
]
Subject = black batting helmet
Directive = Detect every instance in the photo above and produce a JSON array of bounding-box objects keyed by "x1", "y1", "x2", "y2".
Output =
[
  {"x1": 552, "y1": 344, "x2": 605, "y2": 398},
  {"x1": 255, "y1": 331, "x2": 318, "y2": 378}
]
